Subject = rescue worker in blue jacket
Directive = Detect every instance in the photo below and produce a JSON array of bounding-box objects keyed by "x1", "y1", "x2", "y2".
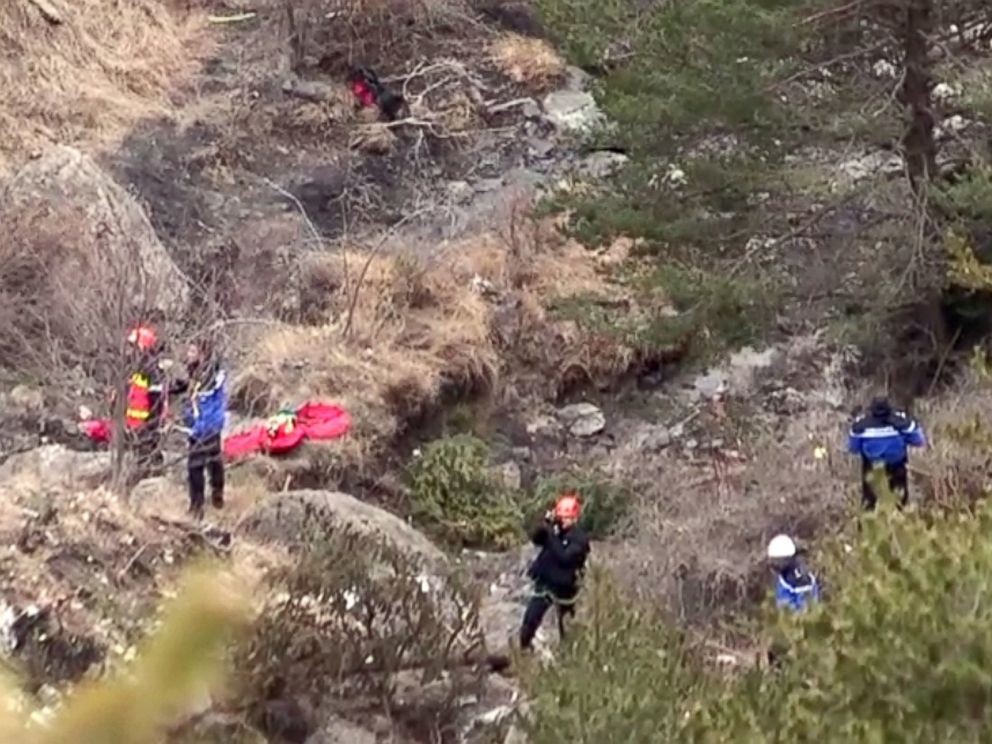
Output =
[
  {"x1": 172, "y1": 342, "x2": 228, "y2": 519},
  {"x1": 848, "y1": 397, "x2": 926, "y2": 510},
  {"x1": 767, "y1": 534, "x2": 820, "y2": 613}
]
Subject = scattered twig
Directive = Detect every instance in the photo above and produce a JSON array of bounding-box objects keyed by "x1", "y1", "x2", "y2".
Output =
[
  {"x1": 343, "y1": 207, "x2": 433, "y2": 337},
  {"x1": 118, "y1": 541, "x2": 161, "y2": 580},
  {"x1": 486, "y1": 97, "x2": 538, "y2": 114},
  {"x1": 27, "y1": 0, "x2": 62, "y2": 24},
  {"x1": 927, "y1": 325, "x2": 964, "y2": 398},
  {"x1": 261, "y1": 177, "x2": 325, "y2": 248},
  {"x1": 208, "y1": 12, "x2": 258, "y2": 24}
]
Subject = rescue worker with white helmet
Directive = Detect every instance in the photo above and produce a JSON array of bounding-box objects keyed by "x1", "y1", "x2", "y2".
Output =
[{"x1": 767, "y1": 534, "x2": 820, "y2": 613}]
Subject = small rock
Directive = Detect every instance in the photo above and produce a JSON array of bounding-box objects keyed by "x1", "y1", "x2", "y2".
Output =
[
  {"x1": 521, "y1": 98, "x2": 542, "y2": 119},
  {"x1": 557, "y1": 403, "x2": 605, "y2": 437},
  {"x1": 491, "y1": 461, "x2": 523, "y2": 491},
  {"x1": 504, "y1": 721, "x2": 529, "y2": 744},
  {"x1": 579, "y1": 151, "x2": 628, "y2": 179},
  {"x1": 526, "y1": 415, "x2": 561, "y2": 437},
  {"x1": 542, "y1": 90, "x2": 604, "y2": 133},
  {"x1": 564, "y1": 65, "x2": 592, "y2": 91},
  {"x1": 528, "y1": 139, "x2": 555, "y2": 158},
  {"x1": 474, "y1": 178, "x2": 503, "y2": 193},
  {"x1": 447, "y1": 180, "x2": 472, "y2": 202},
  {"x1": 632, "y1": 424, "x2": 672, "y2": 452},
  {"x1": 685, "y1": 438, "x2": 699, "y2": 450},
  {"x1": 511, "y1": 446, "x2": 532, "y2": 463},
  {"x1": 693, "y1": 371, "x2": 728, "y2": 399},
  {"x1": 282, "y1": 76, "x2": 334, "y2": 103},
  {"x1": 9, "y1": 385, "x2": 44, "y2": 412}
]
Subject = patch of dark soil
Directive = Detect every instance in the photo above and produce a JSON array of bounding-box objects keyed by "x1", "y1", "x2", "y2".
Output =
[
  {"x1": 475, "y1": 0, "x2": 546, "y2": 37},
  {"x1": 108, "y1": 117, "x2": 223, "y2": 248}
]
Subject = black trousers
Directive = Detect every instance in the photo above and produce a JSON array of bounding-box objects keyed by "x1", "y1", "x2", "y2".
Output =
[
  {"x1": 188, "y1": 435, "x2": 224, "y2": 511},
  {"x1": 128, "y1": 427, "x2": 163, "y2": 481},
  {"x1": 520, "y1": 585, "x2": 577, "y2": 649},
  {"x1": 862, "y1": 459, "x2": 908, "y2": 510}
]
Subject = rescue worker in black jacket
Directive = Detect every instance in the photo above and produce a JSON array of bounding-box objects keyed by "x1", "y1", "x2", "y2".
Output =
[{"x1": 520, "y1": 493, "x2": 590, "y2": 650}]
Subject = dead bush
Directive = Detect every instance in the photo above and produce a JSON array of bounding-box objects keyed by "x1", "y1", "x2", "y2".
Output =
[
  {"x1": 286, "y1": 0, "x2": 464, "y2": 74},
  {"x1": 913, "y1": 378, "x2": 992, "y2": 509},
  {"x1": 0, "y1": 0, "x2": 207, "y2": 171},
  {"x1": 234, "y1": 527, "x2": 485, "y2": 739},
  {"x1": 0, "y1": 206, "x2": 166, "y2": 384},
  {"x1": 490, "y1": 32, "x2": 565, "y2": 89}
]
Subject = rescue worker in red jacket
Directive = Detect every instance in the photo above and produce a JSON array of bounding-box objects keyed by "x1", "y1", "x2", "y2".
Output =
[{"x1": 123, "y1": 325, "x2": 167, "y2": 477}]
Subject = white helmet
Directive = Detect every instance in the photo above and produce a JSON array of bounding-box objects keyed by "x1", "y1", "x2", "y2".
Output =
[{"x1": 767, "y1": 534, "x2": 797, "y2": 560}]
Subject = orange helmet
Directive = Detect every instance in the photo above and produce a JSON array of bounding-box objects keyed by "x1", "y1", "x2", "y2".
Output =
[
  {"x1": 554, "y1": 493, "x2": 581, "y2": 521},
  {"x1": 127, "y1": 325, "x2": 157, "y2": 351}
]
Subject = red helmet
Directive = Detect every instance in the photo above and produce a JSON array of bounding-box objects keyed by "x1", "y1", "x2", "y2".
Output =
[
  {"x1": 554, "y1": 493, "x2": 581, "y2": 521},
  {"x1": 127, "y1": 325, "x2": 157, "y2": 351}
]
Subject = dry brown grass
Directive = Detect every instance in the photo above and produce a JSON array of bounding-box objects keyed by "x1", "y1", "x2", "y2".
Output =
[
  {"x1": 0, "y1": 0, "x2": 209, "y2": 173},
  {"x1": 603, "y1": 401, "x2": 852, "y2": 623},
  {"x1": 912, "y1": 376, "x2": 992, "y2": 508},
  {"x1": 489, "y1": 32, "x2": 565, "y2": 89},
  {"x1": 231, "y1": 216, "x2": 656, "y2": 475}
]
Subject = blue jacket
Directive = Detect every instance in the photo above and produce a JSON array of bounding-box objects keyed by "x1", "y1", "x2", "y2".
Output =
[
  {"x1": 182, "y1": 366, "x2": 228, "y2": 441},
  {"x1": 775, "y1": 564, "x2": 820, "y2": 613},
  {"x1": 848, "y1": 410, "x2": 925, "y2": 465}
]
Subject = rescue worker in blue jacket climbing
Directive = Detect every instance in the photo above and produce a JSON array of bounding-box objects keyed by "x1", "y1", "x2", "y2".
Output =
[
  {"x1": 848, "y1": 397, "x2": 926, "y2": 510},
  {"x1": 520, "y1": 493, "x2": 591, "y2": 651},
  {"x1": 767, "y1": 534, "x2": 820, "y2": 613},
  {"x1": 172, "y1": 341, "x2": 228, "y2": 519}
]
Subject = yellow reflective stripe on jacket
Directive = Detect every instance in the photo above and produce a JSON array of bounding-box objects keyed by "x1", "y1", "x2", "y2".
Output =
[
  {"x1": 126, "y1": 408, "x2": 151, "y2": 420},
  {"x1": 130, "y1": 373, "x2": 150, "y2": 388}
]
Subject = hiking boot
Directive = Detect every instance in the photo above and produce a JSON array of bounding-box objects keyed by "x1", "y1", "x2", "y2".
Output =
[
  {"x1": 211, "y1": 492, "x2": 224, "y2": 509},
  {"x1": 188, "y1": 503, "x2": 204, "y2": 521}
]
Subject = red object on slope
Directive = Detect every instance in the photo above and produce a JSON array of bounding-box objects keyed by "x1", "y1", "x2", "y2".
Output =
[
  {"x1": 297, "y1": 402, "x2": 351, "y2": 440},
  {"x1": 222, "y1": 402, "x2": 351, "y2": 461},
  {"x1": 81, "y1": 418, "x2": 113, "y2": 444},
  {"x1": 351, "y1": 80, "x2": 377, "y2": 108},
  {"x1": 81, "y1": 402, "x2": 352, "y2": 459}
]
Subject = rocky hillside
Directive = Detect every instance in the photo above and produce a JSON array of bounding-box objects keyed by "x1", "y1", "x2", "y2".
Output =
[{"x1": 1, "y1": 0, "x2": 992, "y2": 741}]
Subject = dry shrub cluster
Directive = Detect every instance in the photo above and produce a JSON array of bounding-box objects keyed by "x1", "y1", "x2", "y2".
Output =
[
  {"x1": 604, "y1": 401, "x2": 852, "y2": 624},
  {"x1": 235, "y1": 526, "x2": 484, "y2": 741},
  {"x1": 912, "y1": 375, "x2": 992, "y2": 509},
  {"x1": 232, "y1": 212, "x2": 674, "y2": 471},
  {"x1": 287, "y1": 0, "x2": 464, "y2": 73},
  {"x1": 0, "y1": 207, "x2": 149, "y2": 382},
  {"x1": 489, "y1": 32, "x2": 565, "y2": 90},
  {"x1": 0, "y1": 474, "x2": 274, "y2": 691},
  {"x1": 0, "y1": 0, "x2": 208, "y2": 172}
]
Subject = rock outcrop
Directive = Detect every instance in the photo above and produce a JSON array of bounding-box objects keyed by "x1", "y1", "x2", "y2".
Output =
[
  {"x1": 243, "y1": 490, "x2": 446, "y2": 565},
  {"x1": 0, "y1": 444, "x2": 111, "y2": 492},
  {"x1": 0, "y1": 145, "x2": 188, "y2": 360}
]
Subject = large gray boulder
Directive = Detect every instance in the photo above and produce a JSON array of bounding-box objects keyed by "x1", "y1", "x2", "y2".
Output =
[
  {"x1": 243, "y1": 490, "x2": 446, "y2": 565},
  {"x1": 0, "y1": 146, "x2": 188, "y2": 345},
  {"x1": 0, "y1": 445, "x2": 111, "y2": 492}
]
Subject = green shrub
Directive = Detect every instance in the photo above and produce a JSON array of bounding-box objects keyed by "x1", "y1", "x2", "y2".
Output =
[
  {"x1": 527, "y1": 507, "x2": 992, "y2": 743},
  {"x1": 525, "y1": 469, "x2": 632, "y2": 539},
  {"x1": 410, "y1": 434, "x2": 523, "y2": 549},
  {"x1": 647, "y1": 264, "x2": 779, "y2": 360}
]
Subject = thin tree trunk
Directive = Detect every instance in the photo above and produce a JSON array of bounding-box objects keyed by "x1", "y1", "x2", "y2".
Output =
[{"x1": 899, "y1": 0, "x2": 937, "y2": 192}]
